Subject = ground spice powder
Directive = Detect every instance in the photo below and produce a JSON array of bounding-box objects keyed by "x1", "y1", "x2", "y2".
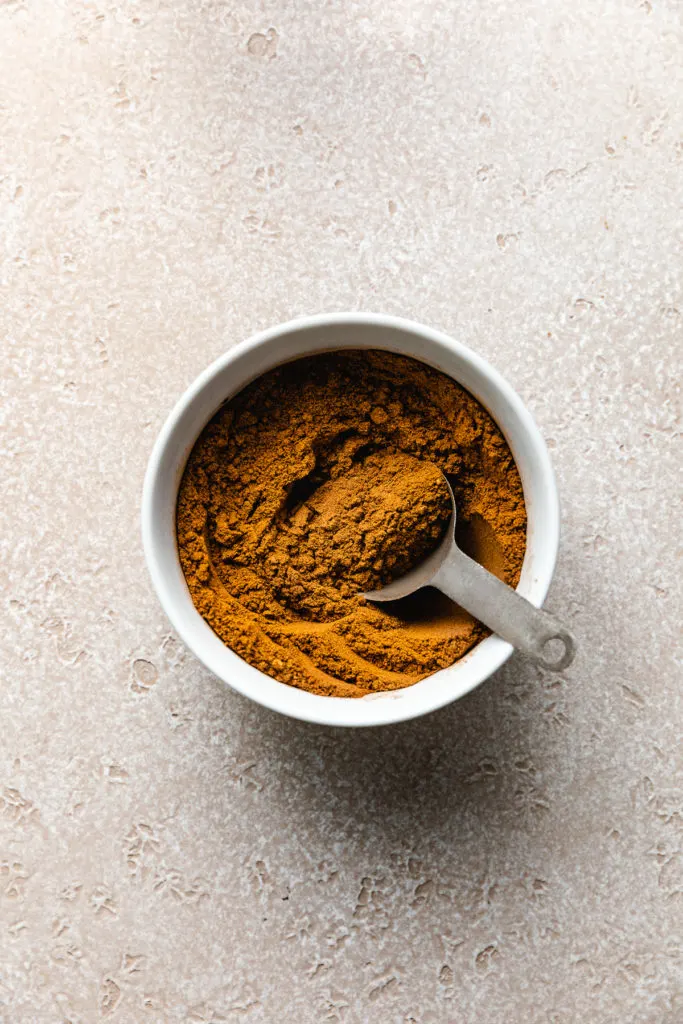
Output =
[{"x1": 177, "y1": 350, "x2": 527, "y2": 697}]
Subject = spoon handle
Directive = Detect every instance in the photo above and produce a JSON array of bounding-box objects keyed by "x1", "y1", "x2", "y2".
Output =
[{"x1": 432, "y1": 548, "x2": 576, "y2": 671}]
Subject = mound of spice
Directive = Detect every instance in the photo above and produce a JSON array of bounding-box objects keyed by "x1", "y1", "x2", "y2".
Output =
[{"x1": 177, "y1": 350, "x2": 526, "y2": 697}]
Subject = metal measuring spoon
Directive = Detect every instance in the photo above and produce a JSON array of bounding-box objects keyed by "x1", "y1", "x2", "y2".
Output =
[{"x1": 363, "y1": 475, "x2": 576, "y2": 671}]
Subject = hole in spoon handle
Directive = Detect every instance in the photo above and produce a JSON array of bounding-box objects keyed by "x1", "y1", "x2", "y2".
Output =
[{"x1": 536, "y1": 630, "x2": 576, "y2": 671}]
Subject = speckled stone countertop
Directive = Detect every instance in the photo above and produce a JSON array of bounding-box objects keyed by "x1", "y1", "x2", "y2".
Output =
[{"x1": 1, "y1": 2, "x2": 682, "y2": 1022}]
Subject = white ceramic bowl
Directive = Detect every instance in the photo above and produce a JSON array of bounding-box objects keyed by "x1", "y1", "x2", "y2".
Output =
[{"x1": 142, "y1": 313, "x2": 559, "y2": 727}]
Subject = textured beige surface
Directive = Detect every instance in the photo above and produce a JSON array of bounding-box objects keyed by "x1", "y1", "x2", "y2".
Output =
[{"x1": 1, "y1": 1, "x2": 682, "y2": 1021}]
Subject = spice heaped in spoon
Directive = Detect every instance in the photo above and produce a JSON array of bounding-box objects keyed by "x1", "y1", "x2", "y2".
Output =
[{"x1": 364, "y1": 474, "x2": 576, "y2": 671}]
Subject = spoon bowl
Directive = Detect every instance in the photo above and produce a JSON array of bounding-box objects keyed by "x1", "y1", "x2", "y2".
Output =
[{"x1": 363, "y1": 477, "x2": 458, "y2": 601}]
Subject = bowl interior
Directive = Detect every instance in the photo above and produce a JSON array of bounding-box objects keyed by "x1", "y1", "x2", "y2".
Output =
[{"x1": 142, "y1": 314, "x2": 558, "y2": 727}]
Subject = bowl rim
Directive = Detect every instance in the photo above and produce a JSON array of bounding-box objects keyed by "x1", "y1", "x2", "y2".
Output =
[{"x1": 142, "y1": 312, "x2": 559, "y2": 727}]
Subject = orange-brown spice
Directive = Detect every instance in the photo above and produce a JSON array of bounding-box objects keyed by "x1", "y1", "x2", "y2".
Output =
[{"x1": 177, "y1": 350, "x2": 526, "y2": 696}]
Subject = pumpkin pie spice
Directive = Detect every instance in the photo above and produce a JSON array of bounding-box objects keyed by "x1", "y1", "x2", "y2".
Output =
[{"x1": 177, "y1": 350, "x2": 526, "y2": 697}]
